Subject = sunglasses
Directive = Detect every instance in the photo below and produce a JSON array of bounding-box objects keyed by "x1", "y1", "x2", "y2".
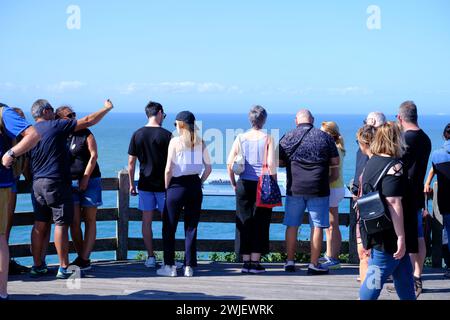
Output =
[{"x1": 66, "y1": 112, "x2": 76, "y2": 119}]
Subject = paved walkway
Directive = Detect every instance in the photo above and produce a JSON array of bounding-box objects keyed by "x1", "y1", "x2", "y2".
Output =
[{"x1": 7, "y1": 260, "x2": 450, "y2": 300}]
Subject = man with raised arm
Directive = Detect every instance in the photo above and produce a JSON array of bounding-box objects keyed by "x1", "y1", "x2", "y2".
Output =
[
  {"x1": 1, "y1": 102, "x2": 41, "y2": 300},
  {"x1": 29, "y1": 99, "x2": 113, "y2": 279}
]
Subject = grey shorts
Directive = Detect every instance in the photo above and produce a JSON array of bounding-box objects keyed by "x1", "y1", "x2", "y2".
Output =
[{"x1": 32, "y1": 178, "x2": 74, "y2": 226}]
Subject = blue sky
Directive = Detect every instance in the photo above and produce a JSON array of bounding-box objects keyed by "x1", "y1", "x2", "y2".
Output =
[{"x1": 1, "y1": 0, "x2": 450, "y2": 114}]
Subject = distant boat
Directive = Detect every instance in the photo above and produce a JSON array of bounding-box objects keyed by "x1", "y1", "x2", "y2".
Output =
[{"x1": 208, "y1": 179, "x2": 231, "y2": 186}]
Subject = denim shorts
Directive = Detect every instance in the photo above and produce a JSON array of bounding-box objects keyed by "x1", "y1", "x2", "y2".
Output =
[
  {"x1": 138, "y1": 190, "x2": 166, "y2": 212},
  {"x1": 283, "y1": 195, "x2": 330, "y2": 228},
  {"x1": 72, "y1": 177, "x2": 103, "y2": 208}
]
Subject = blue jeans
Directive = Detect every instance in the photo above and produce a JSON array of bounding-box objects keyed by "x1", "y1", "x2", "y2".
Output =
[
  {"x1": 360, "y1": 249, "x2": 416, "y2": 300},
  {"x1": 444, "y1": 214, "x2": 450, "y2": 251}
]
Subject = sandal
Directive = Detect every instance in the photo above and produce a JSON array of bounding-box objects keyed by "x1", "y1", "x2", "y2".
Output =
[{"x1": 414, "y1": 276, "x2": 423, "y2": 298}]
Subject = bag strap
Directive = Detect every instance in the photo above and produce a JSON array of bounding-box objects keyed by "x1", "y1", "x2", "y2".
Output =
[
  {"x1": 236, "y1": 133, "x2": 243, "y2": 155},
  {"x1": 290, "y1": 126, "x2": 313, "y2": 159},
  {"x1": 262, "y1": 135, "x2": 270, "y2": 172},
  {"x1": 372, "y1": 160, "x2": 397, "y2": 191},
  {"x1": 0, "y1": 105, "x2": 9, "y2": 148}
]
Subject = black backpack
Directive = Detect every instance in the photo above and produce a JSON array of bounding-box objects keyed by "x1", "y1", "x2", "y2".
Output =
[{"x1": 356, "y1": 160, "x2": 397, "y2": 235}]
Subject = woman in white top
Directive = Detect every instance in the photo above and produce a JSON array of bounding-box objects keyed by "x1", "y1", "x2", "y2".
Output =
[
  {"x1": 157, "y1": 111, "x2": 212, "y2": 277},
  {"x1": 227, "y1": 106, "x2": 276, "y2": 274}
]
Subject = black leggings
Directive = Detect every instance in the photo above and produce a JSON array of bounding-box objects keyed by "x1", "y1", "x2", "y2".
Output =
[
  {"x1": 162, "y1": 175, "x2": 203, "y2": 267},
  {"x1": 235, "y1": 179, "x2": 272, "y2": 256}
]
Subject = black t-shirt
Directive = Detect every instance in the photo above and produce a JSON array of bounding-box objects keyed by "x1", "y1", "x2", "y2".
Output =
[
  {"x1": 279, "y1": 124, "x2": 339, "y2": 197},
  {"x1": 31, "y1": 119, "x2": 77, "y2": 181},
  {"x1": 68, "y1": 129, "x2": 101, "y2": 180},
  {"x1": 128, "y1": 126, "x2": 172, "y2": 192},
  {"x1": 360, "y1": 155, "x2": 418, "y2": 254},
  {"x1": 402, "y1": 129, "x2": 432, "y2": 210}
]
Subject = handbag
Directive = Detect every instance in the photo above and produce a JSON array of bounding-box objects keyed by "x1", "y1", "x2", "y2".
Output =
[
  {"x1": 256, "y1": 136, "x2": 282, "y2": 208},
  {"x1": 356, "y1": 160, "x2": 396, "y2": 235},
  {"x1": 231, "y1": 134, "x2": 245, "y2": 175}
]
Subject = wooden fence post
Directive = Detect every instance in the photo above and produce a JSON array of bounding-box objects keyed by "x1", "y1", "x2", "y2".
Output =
[
  {"x1": 431, "y1": 181, "x2": 443, "y2": 268},
  {"x1": 116, "y1": 169, "x2": 130, "y2": 261},
  {"x1": 348, "y1": 198, "x2": 359, "y2": 264}
]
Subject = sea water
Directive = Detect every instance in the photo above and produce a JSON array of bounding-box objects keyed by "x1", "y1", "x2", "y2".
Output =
[{"x1": 11, "y1": 113, "x2": 449, "y2": 264}]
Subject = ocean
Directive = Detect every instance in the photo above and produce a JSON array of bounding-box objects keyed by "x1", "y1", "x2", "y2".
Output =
[{"x1": 11, "y1": 113, "x2": 449, "y2": 265}]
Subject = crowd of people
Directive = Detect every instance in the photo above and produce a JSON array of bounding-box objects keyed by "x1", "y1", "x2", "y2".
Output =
[{"x1": 0, "y1": 99, "x2": 449, "y2": 301}]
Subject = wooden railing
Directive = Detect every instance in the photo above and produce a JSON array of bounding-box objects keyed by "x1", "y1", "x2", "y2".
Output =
[{"x1": 10, "y1": 170, "x2": 444, "y2": 267}]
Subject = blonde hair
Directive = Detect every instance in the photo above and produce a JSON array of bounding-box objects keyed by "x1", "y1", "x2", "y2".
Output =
[
  {"x1": 370, "y1": 121, "x2": 406, "y2": 158},
  {"x1": 321, "y1": 121, "x2": 345, "y2": 156},
  {"x1": 356, "y1": 125, "x2": 377, "y2": 146},
  {"x1": 176, "y1": 120, "x2": 202, "y2": 150}
]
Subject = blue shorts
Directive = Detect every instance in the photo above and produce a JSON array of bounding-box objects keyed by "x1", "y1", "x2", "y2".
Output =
[
  {"x1": 72, "y1": 177, "x2": 103, "y2": 208},
  {"x1": 283, "y1": 195, "x2": 330, "y2": 228},
  {"x1": 417, "y1": 210, "x2": 424, "y2": 238},
  {"x1": 138, "y1": 190, "x2": 165, "y2": 212},
  {"x1": 11, "y1": 177, "x2": 20, "y2": 193}
]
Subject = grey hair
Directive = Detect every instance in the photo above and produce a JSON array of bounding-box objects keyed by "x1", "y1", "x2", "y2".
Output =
[
  {"x1": 399, "y1": 101, "x2": 418, "y2": 124},
  {"x1": 366, "y1": 111, "x2": 386, "y2": 128},
  {"x1": 31, "y1": 99, "x2": 53, "y2": 120},
  {"x1": 248, "y1": 105, "x2": 267, "y2": 129}
]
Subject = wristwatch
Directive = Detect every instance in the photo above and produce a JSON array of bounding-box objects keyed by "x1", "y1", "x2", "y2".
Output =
[{"x1": 6, "y1": 149, "x2": 16, "y2": 159}]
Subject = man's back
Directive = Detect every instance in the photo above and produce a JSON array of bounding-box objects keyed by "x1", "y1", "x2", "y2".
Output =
[
  {"x1": 0, "y1": 105, "x2": 31, "y2": 187},
  {"x1": 280, "y1": 124, "x2": 339, "y2": 197},
  {"x1": 402, "y1": 129, "x2": 432, "y2": 210},
  {"x1": 432, "y1": 140, "x2": 450, "y2": 213},
  {"x1": 31, "y1": 119, "x2": 76, "y2": 181},
  {"x1": 128, "y1": 126, "x2": 172, "y2": 192}
]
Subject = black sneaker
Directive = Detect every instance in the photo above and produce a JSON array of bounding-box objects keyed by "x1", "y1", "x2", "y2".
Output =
[
  {"x1": 249, "y1": 262, "x2": 266, "y2": 274},
  {"x1": 70, "y1": 256, "x2": 92, "y2": 271},
  {"x1": 284, "y1": 263, "x2": 296, "y2": 273},
  {"x1": 241, "y1": 262, "x2": 251, "y2": 273},
  {"x1": 9, "y1": 259, "x2": 30, "y2": 275},
  {"x1": 307, "y1": 263, "x2": 329, "y2": 275}
]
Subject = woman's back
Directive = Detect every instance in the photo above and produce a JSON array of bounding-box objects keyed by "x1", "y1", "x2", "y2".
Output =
[
  {"x1": 171, "y1": 137, "x2": 204, "y2": 177},
  {"x1": 239, "y1": 132, "x2": 268, "y2": 181}
]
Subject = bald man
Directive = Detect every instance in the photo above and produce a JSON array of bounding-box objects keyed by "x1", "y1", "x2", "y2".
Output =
[{"x1": 279, "y1": 109, "x2": 340, "y2": 275}]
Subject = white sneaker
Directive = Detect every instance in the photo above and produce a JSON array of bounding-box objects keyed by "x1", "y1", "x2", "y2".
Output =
[
  {"x1": 144, "y1": 256, "x2": 156, "y2": 268},
  {"x1": 183, "y1": 266, "x2": 194, "y2": 277},
  {"x1": 175, "y1": 261, "x2": 184, "y2": 270},
  {"x1": 156, "y1": 265, "x2": 177, "y2": 277}
]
